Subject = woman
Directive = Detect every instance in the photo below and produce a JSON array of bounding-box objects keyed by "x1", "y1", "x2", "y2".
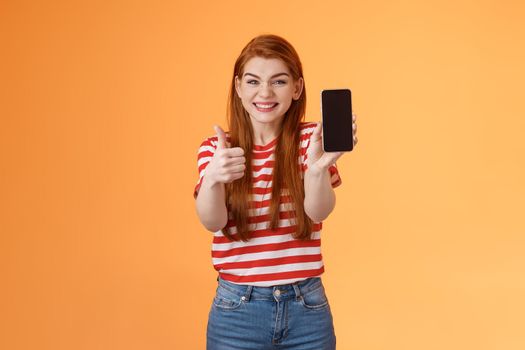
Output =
[{"x1": 194, "y1": 34, "x2": 357, "y2": 350}]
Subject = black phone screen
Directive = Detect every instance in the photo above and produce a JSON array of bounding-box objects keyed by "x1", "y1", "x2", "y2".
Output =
[{"x1": 321, "y1": 89, "x2": 353, "y2": 152}]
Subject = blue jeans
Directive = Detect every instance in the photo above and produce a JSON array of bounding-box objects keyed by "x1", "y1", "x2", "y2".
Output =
[{"x1": 207, "y1": 276, "x2": 336, "y2": 349}]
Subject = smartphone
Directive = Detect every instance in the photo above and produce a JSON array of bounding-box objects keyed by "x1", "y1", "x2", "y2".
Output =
[{"x1": 321, "y1": 89, "x2": 353, "y2": 152}]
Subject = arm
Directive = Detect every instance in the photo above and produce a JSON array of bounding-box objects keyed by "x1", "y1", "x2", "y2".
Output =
[
  {"x1": 195, "y1": 174, "x2": 228, "y2": 232},
  {"x1": 194, "y1": 125, "x2": 246, "y2": 232},
  {"x1": 303, "y1": 121, "x2": 346, "y2": 222},
  {"x1": 304, "y1": 163, "x2": 336, "y2": 222}
]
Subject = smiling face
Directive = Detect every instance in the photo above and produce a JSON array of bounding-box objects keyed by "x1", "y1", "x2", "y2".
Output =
[{"x1": 235, "y1": 56, "x2": 304, "y2": 132}]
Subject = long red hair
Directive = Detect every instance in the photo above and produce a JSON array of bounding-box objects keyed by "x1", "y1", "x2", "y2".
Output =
[{"x1": 221, "y1": 34, "x2": 313, "y2": 242}]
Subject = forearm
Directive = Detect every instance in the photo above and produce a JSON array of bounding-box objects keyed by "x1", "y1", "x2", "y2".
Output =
[
  {"x1": 195, "y1": 175, "x2": 228, "y2": 232},
  {"x1": 303, "y1": 164, "x2": 336, "y2": 222}
]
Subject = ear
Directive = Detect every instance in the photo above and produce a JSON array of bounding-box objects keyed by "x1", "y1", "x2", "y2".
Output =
[
  {"x1": 293, "y1": 77, "x2": 304, "y2": 100},
  {"x1": 234, "y1": 75, "x2": 242, "y2": 98}
]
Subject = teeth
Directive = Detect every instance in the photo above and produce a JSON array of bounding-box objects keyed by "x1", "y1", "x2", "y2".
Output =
[{"x1": 255, "y1": 103, "x2": 277, "y2": 108}]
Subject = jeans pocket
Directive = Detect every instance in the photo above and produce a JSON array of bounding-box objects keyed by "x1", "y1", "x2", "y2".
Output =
[
  {"x1": 299, "y1": 285, "x2": 329, "y2": 310},
  {"x1": 212, "y1": 286, "x2": 243, "y2": 311}
]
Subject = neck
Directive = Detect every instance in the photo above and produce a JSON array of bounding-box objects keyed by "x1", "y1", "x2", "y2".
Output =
[{"x1": 250, "y1": 119, "x2": 282, "y2": 145}]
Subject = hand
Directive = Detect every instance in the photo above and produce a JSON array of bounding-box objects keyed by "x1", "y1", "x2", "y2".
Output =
[
  {"x1": 306, "y1": 112, "x2": 358, "y2": 172},
  {"x1": 204, "y1": 125, "x2": 246, "y2": 184}
]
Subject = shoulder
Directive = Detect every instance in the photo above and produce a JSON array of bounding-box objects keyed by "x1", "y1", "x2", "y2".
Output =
[
  {"x1": 299, "y1": 122, "x2": 317, "y2": 134},
  {"x1": 299, "y1": 121, "x2": 318, "y2": 136},
  {"x1": 299, "y1": 121, "x2": 318, "y2": 144}
]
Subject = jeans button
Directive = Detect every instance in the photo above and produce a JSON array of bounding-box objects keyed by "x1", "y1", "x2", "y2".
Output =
[{"x1": 274, "y1": 289, "x2": 281, "y2": 297}]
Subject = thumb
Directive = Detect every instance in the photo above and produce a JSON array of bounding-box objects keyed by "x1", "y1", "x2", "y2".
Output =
[{"x1": 213, "y1": 125, "x2": 230, "y2": 149}]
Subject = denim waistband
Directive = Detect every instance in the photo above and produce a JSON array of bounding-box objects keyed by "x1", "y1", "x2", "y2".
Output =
[{"x1": 216, "y1": 276, "x2": 324, "y2": 302}]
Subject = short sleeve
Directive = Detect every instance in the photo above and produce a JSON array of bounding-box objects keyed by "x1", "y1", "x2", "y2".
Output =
[{"x1": 194, "y1": 136, "x2": 218, "y2": 198}]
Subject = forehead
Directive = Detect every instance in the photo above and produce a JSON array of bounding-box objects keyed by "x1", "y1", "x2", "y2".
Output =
[{"x1": 242, "y1": 57, "x2": 290, "y2": 77}]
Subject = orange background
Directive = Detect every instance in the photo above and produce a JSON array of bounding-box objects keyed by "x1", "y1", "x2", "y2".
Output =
[{"x1": 1, "y1": 0, "x2": 524, "y2": 349}]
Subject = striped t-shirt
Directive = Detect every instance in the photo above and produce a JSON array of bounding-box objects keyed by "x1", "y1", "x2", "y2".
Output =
[{"x1": 194, "y1": 122, "x2": 342, "y2": 286}]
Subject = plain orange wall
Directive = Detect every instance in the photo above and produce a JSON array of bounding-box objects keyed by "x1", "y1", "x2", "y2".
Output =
[{"x1": 1, "y1": 0, "x2": 524, "y2": 349}]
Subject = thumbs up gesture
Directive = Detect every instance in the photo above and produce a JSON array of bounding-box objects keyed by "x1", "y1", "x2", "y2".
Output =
[
  {"x1": 214, "y1": 125, "x2": 230, "y2": 149},
  {"x1": 205, "y1": 125, "x2": 246, "y2": 184}
]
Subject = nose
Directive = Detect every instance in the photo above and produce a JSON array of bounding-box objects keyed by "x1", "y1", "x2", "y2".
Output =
[{"x1": 258, "y1": 82, "x2": 274, "y2": 97}]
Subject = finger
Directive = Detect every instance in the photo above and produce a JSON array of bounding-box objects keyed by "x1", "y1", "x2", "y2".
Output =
[
  {"x1": 214, "y1": 125, "x2": 229, "y2": 149},
  {"x1": 232, "y1": 171, "x2": 245, "y2": 179},
  {"x1": 226, "y1": 171, "x2": 245, "y2": 183},
  {"x1": 223, "y1": 147, "x2": 244, "y2": 157},
  {"x1": 223, "y1": 155, "x2": 246, "y2": 167},
  {"x1": 353, "y1": 136, "x2": 358, "y2": 146},
  {"x1": 227, "y1": 163, "x2": 246, "y2": 173},
  {"x1": 352, "y1": 112, "x2": 356, "y2": 123}
]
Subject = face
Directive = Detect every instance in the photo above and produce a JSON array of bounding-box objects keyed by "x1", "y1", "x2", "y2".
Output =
[{"x1": 235, "y1": 56, "x2": 303, "y2": 129}]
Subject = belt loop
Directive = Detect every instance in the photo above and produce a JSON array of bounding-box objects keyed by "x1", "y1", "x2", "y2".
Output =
[
  {"x1": 242, "y1": 285, "x2": 254, "y2": 302},
  {"x1": 292, "y1": 283, "x2": 302, "y2": 300}
]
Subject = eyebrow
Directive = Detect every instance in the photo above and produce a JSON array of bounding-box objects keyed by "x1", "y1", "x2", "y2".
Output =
[{"x1": 243, "y1": 72, "x2": 290, "y2": 79}]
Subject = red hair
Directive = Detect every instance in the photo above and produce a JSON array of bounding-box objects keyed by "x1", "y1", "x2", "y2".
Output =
[{"x1": 222, "y1": 34, "x2": 313, "y2": 242}]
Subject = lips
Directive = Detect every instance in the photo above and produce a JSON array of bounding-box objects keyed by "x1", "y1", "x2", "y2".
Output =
[{"x1": 253, "y1": 102, "x2": 279, "y2": 112}]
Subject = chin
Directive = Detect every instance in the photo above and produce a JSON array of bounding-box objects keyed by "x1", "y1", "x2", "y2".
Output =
[{"x1": 249, "y1": 112, "x2": 285, "y2": 124}]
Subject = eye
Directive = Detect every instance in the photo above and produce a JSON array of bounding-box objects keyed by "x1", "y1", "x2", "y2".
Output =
[
  {"x1": 246, "y1": 80, "x2": 259, "y2": 85},
  {"x1": 273, "y1": 80, "x2": 287, "y2": 85}
]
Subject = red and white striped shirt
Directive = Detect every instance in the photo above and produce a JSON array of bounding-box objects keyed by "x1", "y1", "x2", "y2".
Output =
[{"x1": 194, "y1": 122, "x2": 341, "y2": 286}]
